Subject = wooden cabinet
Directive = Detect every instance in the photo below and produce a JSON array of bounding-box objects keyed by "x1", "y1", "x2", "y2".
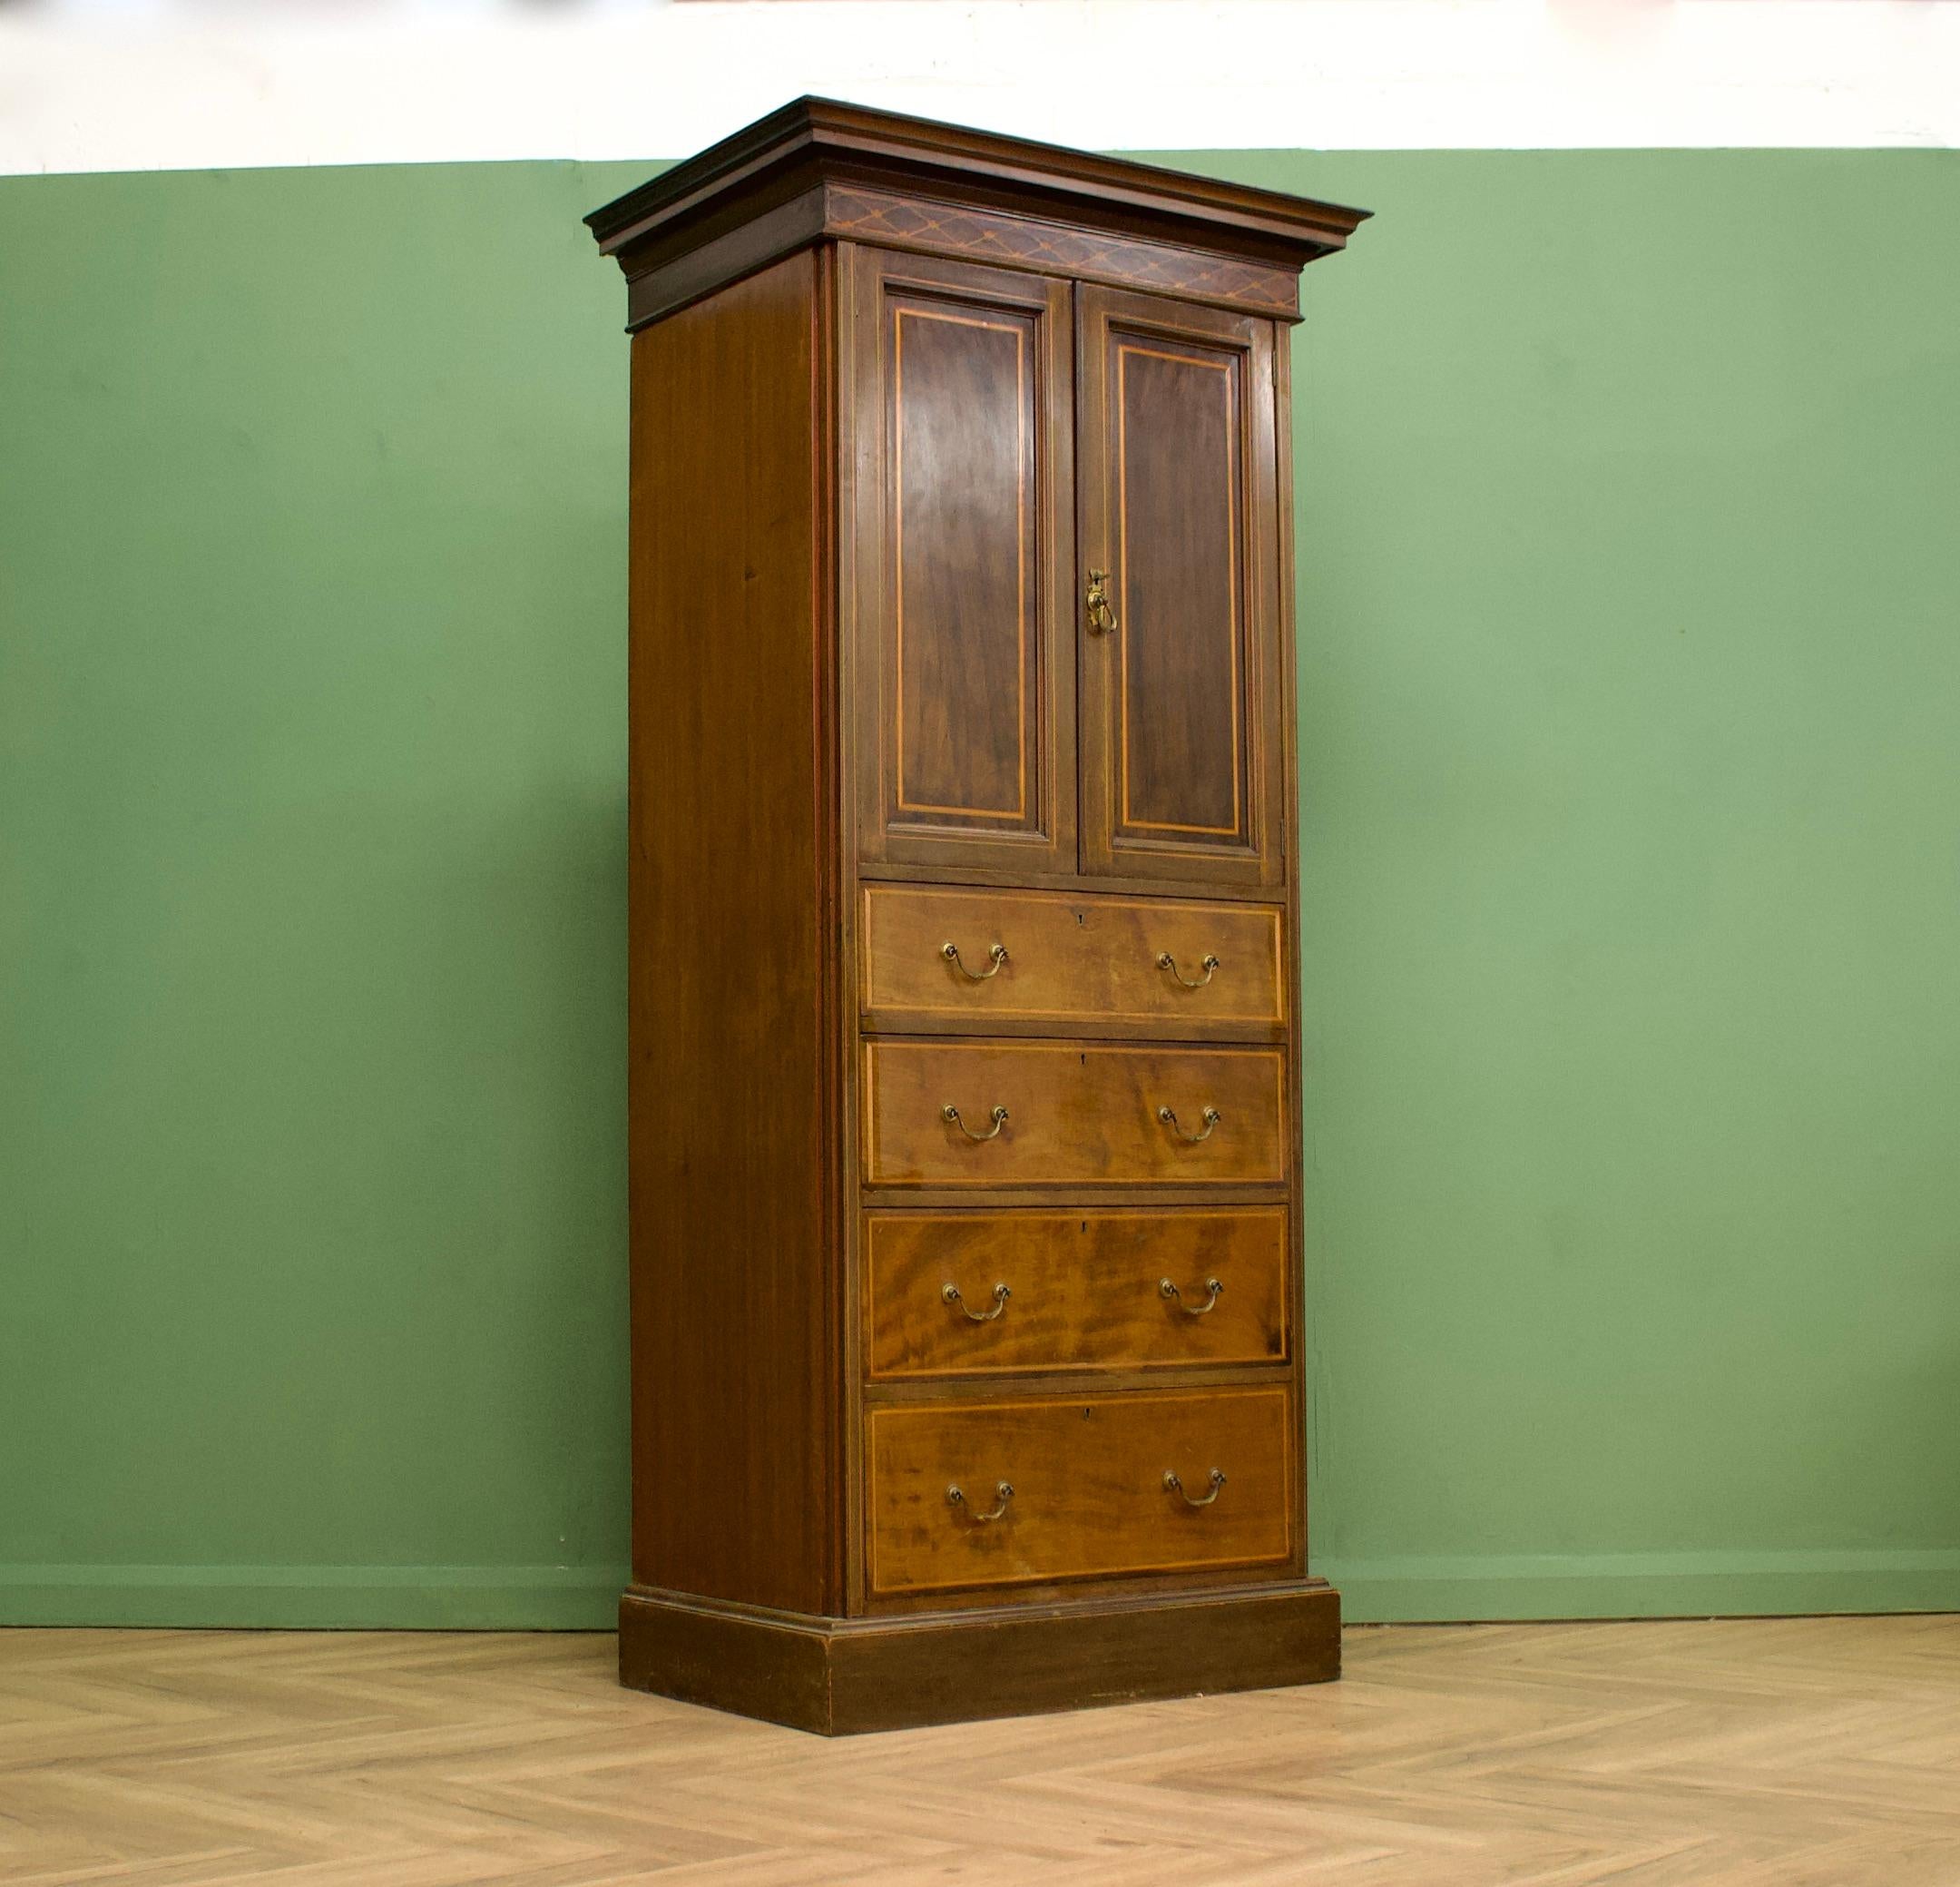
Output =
[{"x1": 588, "y1": 97, "x2": 1367, "y2": 1735}]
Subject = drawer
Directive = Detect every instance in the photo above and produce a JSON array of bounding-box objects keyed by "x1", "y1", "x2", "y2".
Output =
[
  {"x1": 862, "y1": 1041, "x2": 1287, "y2": 1187},
  {"x1": 861, "y1": 884, "x2": 1284, "y2": 1037},
  {"x1": 866, "y1": 1207, "x2": 1289, "y2": 1379},
  {"x1": 867, "y1": 1386, "x2": 1293, "y2": 1595}
]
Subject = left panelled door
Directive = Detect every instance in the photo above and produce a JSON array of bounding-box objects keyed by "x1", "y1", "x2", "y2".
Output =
[{"x1": 846, "y1": 248, "x2": 1076, "y2": 872}]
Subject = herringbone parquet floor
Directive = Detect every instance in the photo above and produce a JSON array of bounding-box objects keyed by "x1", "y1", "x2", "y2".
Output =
[{"x1": 3, "y1": 1617, "x2": 1957, "y2": 1885}]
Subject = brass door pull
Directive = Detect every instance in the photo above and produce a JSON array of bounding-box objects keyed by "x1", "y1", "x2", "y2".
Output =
[
  {"x1": 1158, "y1": 950, "x2": 1220, "y2": 989},
  {"x1": 1160, "y1": 1276, "x2": 1223, "y2": 1316},
  {"x1": 947, "y1": 1480, "x2": 1014, "y2": 1522},
  {"x1": 944, "y1": 1103, "x2": 1010, "y2": 1142},
  {"x1": 1164, "y1": 1469, "x2": 1226, "y2": 1508},
  {"x1": 1085, "y1": 567, "x2": 1118, "y2": 635},
  {"x1": 1158, "y1": 1104, "x2": 1220, "y2": 1144},
  {"x1": 943, "y1": 939, "x2": 1008, "y2": 980},
  {"x1": 943, "y1": 1281, "x2": 1011, "y2": 1322}
]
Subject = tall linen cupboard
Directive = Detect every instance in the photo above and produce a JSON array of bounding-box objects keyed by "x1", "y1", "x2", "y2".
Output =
[{"x1": 585, "y1": 100, "x2": 1368, "y2": 1734}]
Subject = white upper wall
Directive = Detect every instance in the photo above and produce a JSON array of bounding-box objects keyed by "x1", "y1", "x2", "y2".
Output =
[{"x1": 3, "y1": 0, "x2": 1957, "y2": 178}]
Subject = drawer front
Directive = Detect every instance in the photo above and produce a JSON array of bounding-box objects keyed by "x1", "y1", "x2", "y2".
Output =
[
  {"x1": 861, "y1": 884, "x2": 1284, "y2": 1035},
  {"x1": 867, "y1": 1207, "x2": 1289, "y2": 1379},
  {"x1": 867, "y1": 1386, "x2": 1293, "y2": 1595},
  {"x1": 862, "y1": 1041, "x2": 1287, "y2": 1187}
]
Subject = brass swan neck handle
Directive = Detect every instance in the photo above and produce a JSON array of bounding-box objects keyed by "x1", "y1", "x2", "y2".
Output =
[
  {"x1": 1158, "y1": 950, "x2": 1220, "y2": 989},
  {"x1": 1161, "y1": 1276, "x2": 1224, "y2": 1316},
  {"x1": 947, "y1": 1481, "x2": 1014, "y2": 1523},
  {"x1": 1164, "y1": 1469, "x2": 1227, "y2": 1509},
  {"x1": 943, "y1": 1281, "x2": 1011, "y2": 1322},
  {"x1": 944, "y1": 1103, "x2": 1010, "y2": 1142},
  {"x1": 943, "y1": 939, "x2": 1008, "y2": 980},
  {"x1": 1158, "y1": 1104, "x2": 1220, "y2": 1145}
]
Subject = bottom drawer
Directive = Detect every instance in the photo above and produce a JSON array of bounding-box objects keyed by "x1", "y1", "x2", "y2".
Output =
[{"x1": 867, "y1": 1386, "x2": 1293, "y2": 1597}]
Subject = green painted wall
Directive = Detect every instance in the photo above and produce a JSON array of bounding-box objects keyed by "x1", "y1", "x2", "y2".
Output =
[{"x1": 3, "y1": 152, "x2": 1956, "y2": 1627}]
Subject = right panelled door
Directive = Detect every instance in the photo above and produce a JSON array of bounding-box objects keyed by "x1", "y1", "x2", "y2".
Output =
[{"x1": 1076, "y1": 287, "x2": 1286, "y2": 889}]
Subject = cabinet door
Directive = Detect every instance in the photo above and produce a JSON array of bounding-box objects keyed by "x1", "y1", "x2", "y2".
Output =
[
  {"x1": 846, "y1": 248, "x2": 1075, "y2": 872},
  {"x1": 1076, "y1": 288, "x2": 1285, "y2": 888}
]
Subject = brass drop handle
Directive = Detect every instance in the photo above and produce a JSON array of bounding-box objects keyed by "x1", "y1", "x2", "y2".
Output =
[
  {"x1": 1158, "y1": 950, "x2": 1220, "y2": 989},
  {"x1": 1158, "y1": 1104, "x2": 1220, "y2": 1144},
  {"x1": 943, "y1": 939, "x2": 1008, "y2": 981},
  {"x1": 1161, "y1": 1276, "x2": 1223, "y2": 1316},
  {"x1": 943, "y1": 1281, "x2": 1011, "y2": 1322},
  {"x1": 1085, "y1": 567, "x2": 1118, "y2": 635},
  {"x1": 944, "y1": 1103, "x2": 1009, "y2": 1142},
  {"x1": 1164, "y1": 1469, "x2": 1226, "y2": 1509},
  {"x1": 947, "y1": 1480, "x2": 1014, "y2": 1523}
]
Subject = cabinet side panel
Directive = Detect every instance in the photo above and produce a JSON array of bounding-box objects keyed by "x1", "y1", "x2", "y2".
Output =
[
  {"x1": 1274, "y1": 320, "x2": 1310, "y2": 1581},
  {"x1": 628, "y1": 251, "x2": 837, "y2": 1615}
]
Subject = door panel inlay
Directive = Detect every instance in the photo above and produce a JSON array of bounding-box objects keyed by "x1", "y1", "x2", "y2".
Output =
[
  {"x1": 893, "y1": 300, "x2": 1032, "y2": 821},
  {"x1": 852, "y1": 250, "x2": 1074, "y2": 872},
  {"x1": 1077, "y1": 287, "x2": 1285, "y2": 888},
  {"x1": 1118, "y1": 342, "x2": 1244, "y2": 839}
]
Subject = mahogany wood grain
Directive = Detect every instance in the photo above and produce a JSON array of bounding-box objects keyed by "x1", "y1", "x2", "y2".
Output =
[
  {"x1": 848, "y1": 247, "x2": 1075, "y2": 872},
  {"x1": 618, "y1": 181, "x2": 1314, "y2": 336},
  {"x1": 625, "y1": 252, "x2": 838, "y2": 1615},
  {"x1": 1077, "y1": 289, "x2": 1286, "y2": 889},
  {"x1": 858, "y1": 1184, "x2": 1297, "y2": 1214},
  {"x1": 1273, "y1": 321, "x2": 1314, "y2": 1577},
  {"x1": 825, "y1": 184, "x2": 1305, "y2": 321},
  {"x1": 865, "y1": 1206, "x2": 1288, "y2": 1379},
  {"x1": 862, "y1": 1040, "x2": 1288, "y2": 1188},
  {"x1": 856, "y1": 857, "x2": 1289, "y2": 905},
  {"x1": 619, "y1": 1577, "x2": 1338, "y2": 1734},
  {"x1": 860, "y1": 882, "x2": 1284, "y2": 1037},
  {"x1": 865, "y1": 1360, "x2": 1292, "y2": 1404},
  {"x1": 592, "y1": 98, "x2": 1363, "y2": 1729},
  {"x1": 621, "y1": 184, "x2": 829, "y2": 329},
  {"x1": 588, "y1": 96, "x2": 1371, "y2": 309},
  {"x1": 866, "y1": 1385, "x2": 1293, "y2": 1596}
]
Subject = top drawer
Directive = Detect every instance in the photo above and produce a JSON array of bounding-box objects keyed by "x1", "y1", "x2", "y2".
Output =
[{"x1": 860, "y1": 885, "x2": 1284, "y2": 1038}]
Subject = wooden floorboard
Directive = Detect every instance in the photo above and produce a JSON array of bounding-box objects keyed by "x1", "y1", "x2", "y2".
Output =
[{"x1": 2, "y1": 1617, "x2": 1956, "y2": 1883}]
